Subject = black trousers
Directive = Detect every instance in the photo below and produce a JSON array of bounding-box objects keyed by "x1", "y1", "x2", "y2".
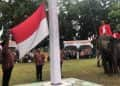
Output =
[
  {"x1": 2, "y1": 66, "x2": 13, "y2": 86},
  {"x1": 36, "y1": 65, "x2": 43, "y2": 81}
]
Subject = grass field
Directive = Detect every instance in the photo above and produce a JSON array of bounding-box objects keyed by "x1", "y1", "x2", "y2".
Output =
[{"x1": 0, "y1": 58, "x2": 120, "y2": 86}]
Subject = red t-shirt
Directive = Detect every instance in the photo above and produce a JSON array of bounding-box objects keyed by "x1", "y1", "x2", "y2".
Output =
[
  {"x1": 99, "y1": 24, "x2": 112, "y2": 36},
  {"x1": 112, "y1": 32, "x2": 120, "y2": 39}
]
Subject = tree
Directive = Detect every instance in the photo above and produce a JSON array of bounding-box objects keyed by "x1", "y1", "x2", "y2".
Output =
[
  {"x1": 108, "y1": 1, "x2": 120, "y2": 31},
  {"x1": 59, "y1": 0, "x2": 79, "y2": 41},
  {"x1": 59, "y1": 0, "x2": 118, "y2": 40},
  {"x1": 59, "y1": 0, "x2": 104, "y2": 40}
]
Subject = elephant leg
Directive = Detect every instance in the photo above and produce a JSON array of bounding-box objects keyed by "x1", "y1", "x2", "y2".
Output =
[
  {"x1": 108, "y1": 59, "x2": 114, "y2": 74},
  {"x1": 113, "y1": 50, "x2": 119, "y2": 74},
  {"x1": 102, "y1": 59, "x2": 109, "y2": 74},
  {"x1": 112, "y1": 60, "x2": 118, "y2": 74},
  {"x1": 117, "y1": 59, "x2": 120, "y2": 72}
]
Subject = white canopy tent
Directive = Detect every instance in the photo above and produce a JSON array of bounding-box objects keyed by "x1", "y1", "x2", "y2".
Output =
[
  {"x1": 63, "y1": 40, "x2": 93, "y2": 59},
  {"x1": 64, "y1": 40, "x2": 93, "y2": 49}
]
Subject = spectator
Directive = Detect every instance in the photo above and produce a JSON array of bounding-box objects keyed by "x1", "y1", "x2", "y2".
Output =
[{"x1": 60, "y1": 49, "x2": 64, "y2": 77}]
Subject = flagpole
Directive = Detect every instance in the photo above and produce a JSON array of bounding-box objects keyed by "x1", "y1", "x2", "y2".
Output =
[{"x1": 48, "y1": 0, "x2": 62, "y2": 85}]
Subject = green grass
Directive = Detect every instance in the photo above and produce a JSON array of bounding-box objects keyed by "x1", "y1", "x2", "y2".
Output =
[{"x1": 0, "y1": 58, "x2": 120, "y2": 86}]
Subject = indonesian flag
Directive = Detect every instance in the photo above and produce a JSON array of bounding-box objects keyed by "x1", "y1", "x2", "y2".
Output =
[{"x1": 10, "y1": 3, "x2": 49, "y2": 58}]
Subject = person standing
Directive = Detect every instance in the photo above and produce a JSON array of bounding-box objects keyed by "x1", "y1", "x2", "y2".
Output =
[
  {"x1": 60, "y1": 49, "x2": 64, "y2": 78},
  {"x1": 60, "y1": 49, "x2": 64, "y2": 70},
  {"x1": 99, "y1": 20, "x2": 112, "y2": 37},
  {"x1": 113, "y1": 32, "x2": 120, "y2": 39},
  {"x1": 34, "y1": 49, "x2": 45, "y2": 81},
  {"x1": 1, "y1": 42, "x2": 15, "y2": 86}
]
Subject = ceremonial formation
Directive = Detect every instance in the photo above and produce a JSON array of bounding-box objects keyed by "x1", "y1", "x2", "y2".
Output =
[{"x1": 0, "y1": 0, "x2": 120, "y2": 86}]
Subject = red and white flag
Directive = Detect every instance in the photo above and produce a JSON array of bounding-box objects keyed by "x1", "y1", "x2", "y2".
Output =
[{"x1": 10, "y1": 3, "x2": 49, "y2": 58}]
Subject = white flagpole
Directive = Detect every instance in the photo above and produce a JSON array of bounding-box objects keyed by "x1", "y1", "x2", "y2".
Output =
[{"x1": 48, "y1": 0, "x2": 62, "y2": 85}]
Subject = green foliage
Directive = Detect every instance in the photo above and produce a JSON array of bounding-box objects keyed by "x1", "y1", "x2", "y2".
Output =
[
  {"x1": 109, "y1": 2, "x2": 120, "y2": 18},
  {"x1": 108, "y1": 2, "x2": 120, "y2": 31},
  {"x1": 116, "y1": 24, "x2": 120, "y2": 32},
  {"x1": 59, "y1": 0, "x2": 105, "y2": 40},
  {"x1": 59, "y1": 0, "x2": 78, "y2": 40},
  {"x1": 59, "y1": 0, "x2": 119, "y2": 40}
]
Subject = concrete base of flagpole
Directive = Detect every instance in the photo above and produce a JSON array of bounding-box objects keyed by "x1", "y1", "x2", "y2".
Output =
[{"x1": 14, "y1": 78, "x2": 102, "y2": 86}]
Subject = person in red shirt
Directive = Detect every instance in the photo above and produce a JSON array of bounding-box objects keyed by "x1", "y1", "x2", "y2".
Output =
[
  {"x1": 112, "y1": 32, "x2": 120, "y2": 39},
  {"x1": 97, "y1": 20, "x2": 113, "y2": 69},
  {"x1": 99, "y1": 20, "x2": 112, "y2": 36},
  {"x1": 34, "y1": 49, "x2": 45, "y2": 81},
  {"x1": 98, "y1": 20, "x2": 113, "y2": 49}
]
